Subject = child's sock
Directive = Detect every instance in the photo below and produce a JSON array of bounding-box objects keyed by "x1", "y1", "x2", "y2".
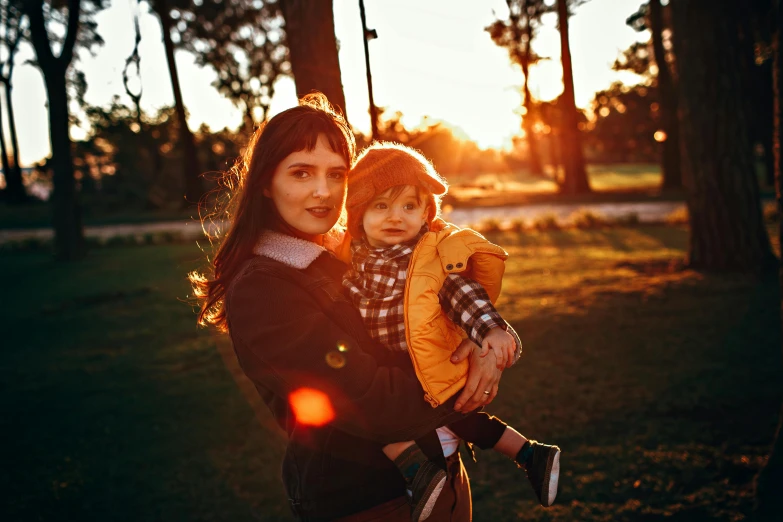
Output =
[
  {"x1": 393, "y1": 443, "x2": 448, "y2": 521},
  {"x1": 393, "y1": 443, "x2": 429, "y2": 485},
  {"x1": 515, "y1": 440, "x2": 535, "y2": 469},
  {"x1": 493, "y1": 426, "x2": 528, "y2": 460}
]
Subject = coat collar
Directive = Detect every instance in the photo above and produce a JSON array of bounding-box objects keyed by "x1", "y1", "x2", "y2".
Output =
[{"x1": 253, "y1": 230, "x2": 327, "y2": 270}]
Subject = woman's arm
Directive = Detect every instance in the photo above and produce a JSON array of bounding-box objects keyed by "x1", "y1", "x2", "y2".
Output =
[{"x1": 226, "y1": 269, "x2": 469, "y2": 444}]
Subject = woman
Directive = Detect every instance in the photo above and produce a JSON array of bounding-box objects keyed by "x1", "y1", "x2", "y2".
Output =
[{"x1": 190, "y1": 93, "x2": 509, "y2": 521}]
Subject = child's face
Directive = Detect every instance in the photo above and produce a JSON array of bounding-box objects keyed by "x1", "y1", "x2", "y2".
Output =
[{"x1": 362, "y1": 185, "x2": 429, "y2": 248}]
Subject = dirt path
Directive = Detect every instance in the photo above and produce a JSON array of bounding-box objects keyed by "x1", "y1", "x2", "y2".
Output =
[{"x1": 0, "y1": 200, "x2": 688, "y2": 245}]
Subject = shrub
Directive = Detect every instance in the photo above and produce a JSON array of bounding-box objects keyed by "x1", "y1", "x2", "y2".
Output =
[
  {"x1": 508, "y1": 217, "x2": 527, "y2": 232},
  {"x1": 614, "y1": 212, "x2": 641, "y2": 227},
  {"x1": 665, "y1": 207, "x2": 689, "y2": 225},
  {"x1": 570, "y1": 209, "x2": 608, "y2": 229},
  {"x1": 479, "y1": 217, "x2": 503, "y2": 233},
  {"x1": 530, "y1": 213, "x2": 561, "y2": 231}
]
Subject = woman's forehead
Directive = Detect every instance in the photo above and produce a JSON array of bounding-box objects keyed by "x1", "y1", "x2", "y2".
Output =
[{"x1": 282, "y1": 136, "x2": 348, "y2": 168}]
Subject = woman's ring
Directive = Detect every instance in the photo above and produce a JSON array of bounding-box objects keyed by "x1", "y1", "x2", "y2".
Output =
[{"x1": 483, "y1": 390, "x2": 491, "y2": 395}]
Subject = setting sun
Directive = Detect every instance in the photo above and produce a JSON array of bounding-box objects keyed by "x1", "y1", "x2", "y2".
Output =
[{"x1": 12, "y1": 0, "x2": 650, "y2": 166}]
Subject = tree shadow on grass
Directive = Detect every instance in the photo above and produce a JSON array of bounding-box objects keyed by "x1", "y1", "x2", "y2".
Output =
[
  {"x1": 467, "y1": 262, "x2": 781, "y2": 521},
  {"x1": 634, "y1": 225, "x2": 690, "y2": 251}
]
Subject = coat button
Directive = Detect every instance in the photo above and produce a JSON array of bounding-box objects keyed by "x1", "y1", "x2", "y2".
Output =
[
  {"x1": 446, "y1": 264, "x2": 454, "y2": 270},
  {"x1": 325, "y1": 351, "x2": 346, "y2": 369},
  {"x1": 456, "y1": 262, "x2": 463, "y2": 268}
]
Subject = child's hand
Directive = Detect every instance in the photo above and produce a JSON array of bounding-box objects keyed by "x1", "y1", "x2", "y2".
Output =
[{"x1": 480, "y1": 327, "x2": 516, "y2": 369}]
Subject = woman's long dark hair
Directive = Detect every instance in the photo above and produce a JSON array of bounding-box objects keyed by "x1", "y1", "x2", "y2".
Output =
[{"x1": 189, "y1": 93, "x2": 356, "y2": 331}]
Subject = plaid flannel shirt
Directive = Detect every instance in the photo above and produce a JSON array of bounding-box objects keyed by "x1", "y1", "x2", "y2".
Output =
[{"x1": 342, "y1": 228, "x2": 506, "y2": 352}]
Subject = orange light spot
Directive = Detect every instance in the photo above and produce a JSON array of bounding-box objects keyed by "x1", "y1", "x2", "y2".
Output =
[
  {"x1": 289, "y1": 388, "x2": 335, "y2": 426},
  {"x1": 654, "y1": 130, "x2": 667, "y2": 142}
]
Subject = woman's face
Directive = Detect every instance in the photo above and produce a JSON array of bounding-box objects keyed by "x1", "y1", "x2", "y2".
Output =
[{"x1": 264, "y1": 134, "x2": 348, "y2": 239}]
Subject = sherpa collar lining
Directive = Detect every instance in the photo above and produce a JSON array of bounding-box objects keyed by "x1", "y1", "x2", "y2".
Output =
[{"x1": 253, "y1": 230, "x2": 327, "y2": 270}]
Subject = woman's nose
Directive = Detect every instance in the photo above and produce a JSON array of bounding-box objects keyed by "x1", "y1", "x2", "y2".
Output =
[{"x1": 312, "y1": 178, "x2": 330, "y2": 199}]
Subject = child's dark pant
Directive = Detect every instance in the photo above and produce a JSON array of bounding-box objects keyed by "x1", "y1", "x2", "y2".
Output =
[
  {"x1": 415, "y1": 411, "x2": 509, "y2": 469},
  {"x1": 447, "y1": 411, "x2": 509, "y2": 449}
]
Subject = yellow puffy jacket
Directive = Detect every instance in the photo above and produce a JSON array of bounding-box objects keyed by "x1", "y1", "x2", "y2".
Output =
[
  {"x1": 336, "y1": 218, "x2": 508, "y2": 407},
  {"x1": 404, "y1": 218, "x2": 508, "y2": 407}
]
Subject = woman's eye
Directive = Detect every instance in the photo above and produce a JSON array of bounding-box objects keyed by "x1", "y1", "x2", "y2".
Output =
[
  {"x1": 328, "y1": 171, "x2": 346, "y2": 180},
  {"x1": 292, "y1": 170, "x2": 309, "y2": 179}
]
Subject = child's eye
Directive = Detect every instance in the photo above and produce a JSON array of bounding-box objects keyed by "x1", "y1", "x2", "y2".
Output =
[
  {"x1": 404, "y1": 203, "x2": 417, "y2": 210},
  {"x1": 374, "y1": 203, "x2": 388, "y2": 210}
]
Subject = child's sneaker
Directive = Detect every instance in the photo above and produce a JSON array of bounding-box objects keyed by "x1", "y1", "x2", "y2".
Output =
[
  {"x1": 516, "y1": 440, "x2": 561, "y2": 507},
  {"x1": 407, "y1": 460, "x2": 447, "y2": 521}
]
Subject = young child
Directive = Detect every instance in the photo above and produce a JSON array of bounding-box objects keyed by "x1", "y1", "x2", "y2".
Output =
[{"x1": 342, "y1": 142, "x2": 561, "y2": 521}]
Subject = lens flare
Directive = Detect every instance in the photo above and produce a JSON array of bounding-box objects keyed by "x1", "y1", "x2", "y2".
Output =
[{"x1": 288, "y1": 388, "x2": 335, "y2": 426}]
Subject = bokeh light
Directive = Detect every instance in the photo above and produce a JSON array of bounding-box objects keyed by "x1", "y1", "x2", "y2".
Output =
[{"x1": 288, "y1": 388, "x2": 335, "y2": 426}]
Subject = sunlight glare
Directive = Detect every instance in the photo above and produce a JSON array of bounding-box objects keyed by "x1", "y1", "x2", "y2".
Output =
[{"x1": 288, "y1": 388, "x2": 335, "y2": 426}]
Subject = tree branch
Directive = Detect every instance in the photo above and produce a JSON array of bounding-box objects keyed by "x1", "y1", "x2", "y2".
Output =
[
  {"x1": 59, "y1": 0, "x2": 82, "y2": 67},
  {"x1": 6, "y1": 14, "x2": 23, "y2": 80},
  {"x1": 24, "y1": 0, "x2": 55, "y2": 72}
]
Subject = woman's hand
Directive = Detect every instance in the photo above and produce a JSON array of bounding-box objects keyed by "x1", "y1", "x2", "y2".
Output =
[{"x1": 450, "y1": 338, "x2": 503, "y2": 413}]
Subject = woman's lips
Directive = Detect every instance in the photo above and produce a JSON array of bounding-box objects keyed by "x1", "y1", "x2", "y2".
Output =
[{"x1": 306, "y1": 206, "x2": 333, "y2": 218}]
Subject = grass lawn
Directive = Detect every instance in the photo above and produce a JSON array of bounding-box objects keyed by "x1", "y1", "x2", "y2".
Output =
[
  {"x1": 445, "y1": 163, "x2": 775, "y2": 208},
  {"x1": 2, "y1": 225, "x2": 781, "y2": 521},
  {"x1": 0, "y1": 199, "x2": 197, "y2": 230}
]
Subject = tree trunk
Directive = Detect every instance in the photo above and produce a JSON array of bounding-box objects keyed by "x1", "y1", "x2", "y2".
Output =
[
  {"x1": 157, "y1": 0, "x2": 203, "y2": 207},
  {"x1": 244, "y1": 103, "x2": 255, "y2": 134},
  {"x1": 0, "y1": 84, "x2": 13, "y2": 200},
  {"x1": 754, "y1": 1, "x2": 783, "y2": 518},
  {"x1": 26, "y1": 0, "x2": 85, "y2": 260},
  {"x1": 279, "y1": 0, "x2": 347, "y2": 116},
  {"x1": 670, "y1": 0, "x2": 775, "y2": 272},
  {"x1": 359, "y1": 0, "x2": 378, "y2": 140},
  {"x1": 556, "y1": 0, "x2": 590, "y2": 194},
  {"x1": 649, "y1": 0, "x2": 682, "y2": 190},
  {"x1": 522, "y1": 12, "x2": 543, "y2": 176},
  {"x1": 6, "y1": 81, "x2": 22, "y2": 188},
  {"x1": 756, "y1": 59, "x2": 776, "y2": 188},
  {"x1": 549, "y1": 131, "x2": 563, "y2": 187},
  {"x1": 1, "y1": 81, "x2": 27, "y2": 204},
  {"x1": 764, "y1": 125, "x2": 776, "y2": 188},
  {"x1": 47, "y1": 72, "x2": 85, "y2": 260}
]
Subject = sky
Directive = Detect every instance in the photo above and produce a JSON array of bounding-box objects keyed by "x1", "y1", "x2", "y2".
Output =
[{"x1": 10, "y1": 0, "x2": 647, "y2": 167}]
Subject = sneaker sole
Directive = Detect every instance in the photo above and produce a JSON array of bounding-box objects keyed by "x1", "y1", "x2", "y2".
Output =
[
  {"x1": 413, "y1": 470, "x2": 447, "y2": 521},
  {"x1": 541, "y1": 448, "x2": 561, "y2": 507}
]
